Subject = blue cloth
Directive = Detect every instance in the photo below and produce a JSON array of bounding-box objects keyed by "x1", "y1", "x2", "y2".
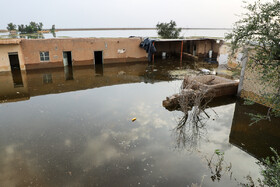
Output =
[{"x1": 140, "y1": 38, "x2": 157, "y2": 62}]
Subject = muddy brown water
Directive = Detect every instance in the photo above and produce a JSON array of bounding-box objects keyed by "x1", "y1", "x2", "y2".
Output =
[{"x1": 0, "y1": 60, "x2": 279, "y2": 186}]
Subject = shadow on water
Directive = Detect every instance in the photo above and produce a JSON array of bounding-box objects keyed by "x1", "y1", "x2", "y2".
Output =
[{"x1": 230, "y1": 98, "x2": 280, "y2": 160}]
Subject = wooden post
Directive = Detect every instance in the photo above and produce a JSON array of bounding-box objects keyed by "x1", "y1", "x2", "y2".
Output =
[
  {"x1": 152, "y1": 42, "x2": 155, "y2": 63},
  {"x1": 180, "y1": 41, "x2": 183, "y2": 62}
]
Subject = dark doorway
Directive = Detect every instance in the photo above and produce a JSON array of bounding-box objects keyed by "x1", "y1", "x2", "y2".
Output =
[
  {"x1": 8, "y1": 53, "x2": 20, "y2": 70},
  {"x1": 63, "y1": 51, "x2": 72, "y2": 66},
  {"x1": 193, "y1": 44, "x2": 197, "y2": 56},
  {"x1": 94, "y1": 51, "x2": 103, "y2": 65},
  {"x1": 9, "y1": 53, "x2": 23, "y2": 87}
]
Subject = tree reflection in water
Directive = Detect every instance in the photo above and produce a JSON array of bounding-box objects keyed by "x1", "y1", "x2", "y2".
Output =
[
  {"x1": 173, "y1": 108, "x2": 209, "y2": 151},
  {"x1": 173, "y1": 76, "x2": 215, "y2": 151}
]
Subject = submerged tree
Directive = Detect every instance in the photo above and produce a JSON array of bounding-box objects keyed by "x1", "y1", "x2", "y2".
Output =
[
  {"x1": 226, "y1": 0, "x2": 280, "y2": 119},
  {"x1": 156, "y1": 20, "x2": 182, "y2": 39}
]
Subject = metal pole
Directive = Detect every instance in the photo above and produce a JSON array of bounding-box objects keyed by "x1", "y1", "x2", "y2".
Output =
[
  {"x1": 180, "y1": 41, "x2": 183, "y2": 62},
  {"x1": 237, "y1": 48, "x2": 248, "y2": 96},
  {"x1": 152, "y1": 42, "x2": 155, "y2": 63}
]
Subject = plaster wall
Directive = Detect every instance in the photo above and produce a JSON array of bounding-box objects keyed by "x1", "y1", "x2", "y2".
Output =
[
  {"x1": 0, "y1": 44, "x2": 25, "y2": 71},
  {"x1": 218, "y1": 44, "x2": 245, "y2": 67},
  {"x1": 20, "y1": 38, "x2": 148, "y2": 70},
  {"x1": 241, "y1": 64, "x2": 278, "y2": 107}
]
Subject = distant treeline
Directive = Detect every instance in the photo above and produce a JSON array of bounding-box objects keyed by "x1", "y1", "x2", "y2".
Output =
[{"x1": 6, "y1": 22, "x2": 55, "y2": 34}]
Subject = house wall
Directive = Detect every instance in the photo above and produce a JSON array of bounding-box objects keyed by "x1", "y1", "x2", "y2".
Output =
[
  {"x1": 20, "y1": 38, "x2": 148, "y2": 70},
  {"x1": 0, "y1": 44, "x2": 25, "y2": 71},
  {"x1": 221, "y1": 44, "x2": 278, "y2": 108},
  {"x1": 219, "y1": 44, "x2": 277, "y2": 108},
  {"x1": 218, "y1": 43, "x2": 244, "y2": 67},
  {"x1": 241, "y1": 64, "x2": 278, "y2": 107}
]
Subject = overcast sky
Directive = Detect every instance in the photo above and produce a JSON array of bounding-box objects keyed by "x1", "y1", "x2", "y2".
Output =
[{"x1": 1, "y1": 0, "x2": 263, "y2": 29}]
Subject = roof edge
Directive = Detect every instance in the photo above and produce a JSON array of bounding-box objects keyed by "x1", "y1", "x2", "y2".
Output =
[{"x1": 0, "y1": 39, "x2": 23, "y2": 45}]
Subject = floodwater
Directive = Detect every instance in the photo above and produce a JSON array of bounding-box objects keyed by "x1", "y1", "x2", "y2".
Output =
[{"x1": 0, "y1": 60, "x2": 279, "y2": 186}]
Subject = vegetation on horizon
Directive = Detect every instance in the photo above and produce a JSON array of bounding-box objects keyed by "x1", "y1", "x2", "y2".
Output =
[
  {"x1": 156, "y1": 20, "x2": 182, "y2": 39},
  {"x1": 6, "y1": 22, "x2": 56, "y2": 35}
]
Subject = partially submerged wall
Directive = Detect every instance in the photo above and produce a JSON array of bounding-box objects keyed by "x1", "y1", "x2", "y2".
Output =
[
  {"x1": 21, "y1": 38, "x2": 147, "y2": 70},
  {"x1": 0, "y1": 40, "x2": 25, "y2": 71},
  {"x1": 241, "y1": 64, "x2": 278, "y2": 107},
  {"x1": 219, "y1": 43, "x2": 278, "y2": 108},
  {"x1": 217, "y1": 43, "x2": 244, "y2": 67}
]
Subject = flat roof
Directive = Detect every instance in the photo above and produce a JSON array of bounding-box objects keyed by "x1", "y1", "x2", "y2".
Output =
[
  {"x1": 155, "y1": 38, "x2": 219, "y2": 42},
  {"x1": 0, "y1": 39, "x2": 22, "y2": 45}
]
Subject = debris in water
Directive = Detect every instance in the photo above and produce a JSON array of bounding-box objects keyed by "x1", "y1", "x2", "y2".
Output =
[
  {"x1": 118, "y1": 71, "x2": 126, "y2": 75},
  {"x1": 132, "y1": 118, "x2": 136, "y2": 122},
  {"x1": 201, "y1": 69, "x2": 211, "y2": 74}
]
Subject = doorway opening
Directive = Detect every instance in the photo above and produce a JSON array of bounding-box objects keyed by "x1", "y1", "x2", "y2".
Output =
[
  {"x1": 63, "y1": 51, "x2": 72, "y2": 66},
  {"x1": 94, "y1": 51, "x2": 103, "y2": 65},
  {"x1": 8, "y1": 52, "x2": 21, "y2": 70},
  {"x1": 193, "y1": 44, "x2": 197, "y2": 56},
  {"x1": 9, "y1": 52, "x2": 23, "y2": 87}
]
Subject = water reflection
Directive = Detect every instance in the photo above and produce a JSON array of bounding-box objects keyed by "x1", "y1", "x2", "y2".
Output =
[
  {"x1": 0, "y1": 60, "x2": 268, "y2": 186},
  {"x1": 173, "y1": 112, "x2": 208, "y2": 151},
  {"x1": 11, "y1": 69, "x2": 24, "y2": 87},
  {"x1": 0, "y1": 71, "x2": 29, "y2": 103},
  {"x1": 172, "y1": 97, "x2": 236, "y2": 151},
  {"x1": 64, "y1": 66, "x2": 74, "y2": 80},
  {"x1": 0, "y1": 63, "x2": 149, "y2": 103},
  {"x1": 230, "y1": 98, "x2": 280, "y2": 160},
  {"x1": 95, "y1": 64, "x2": 104, "y2": 76},
  {"x1": 0, "y1": 60, "x2": 217, "y2": 103}
]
